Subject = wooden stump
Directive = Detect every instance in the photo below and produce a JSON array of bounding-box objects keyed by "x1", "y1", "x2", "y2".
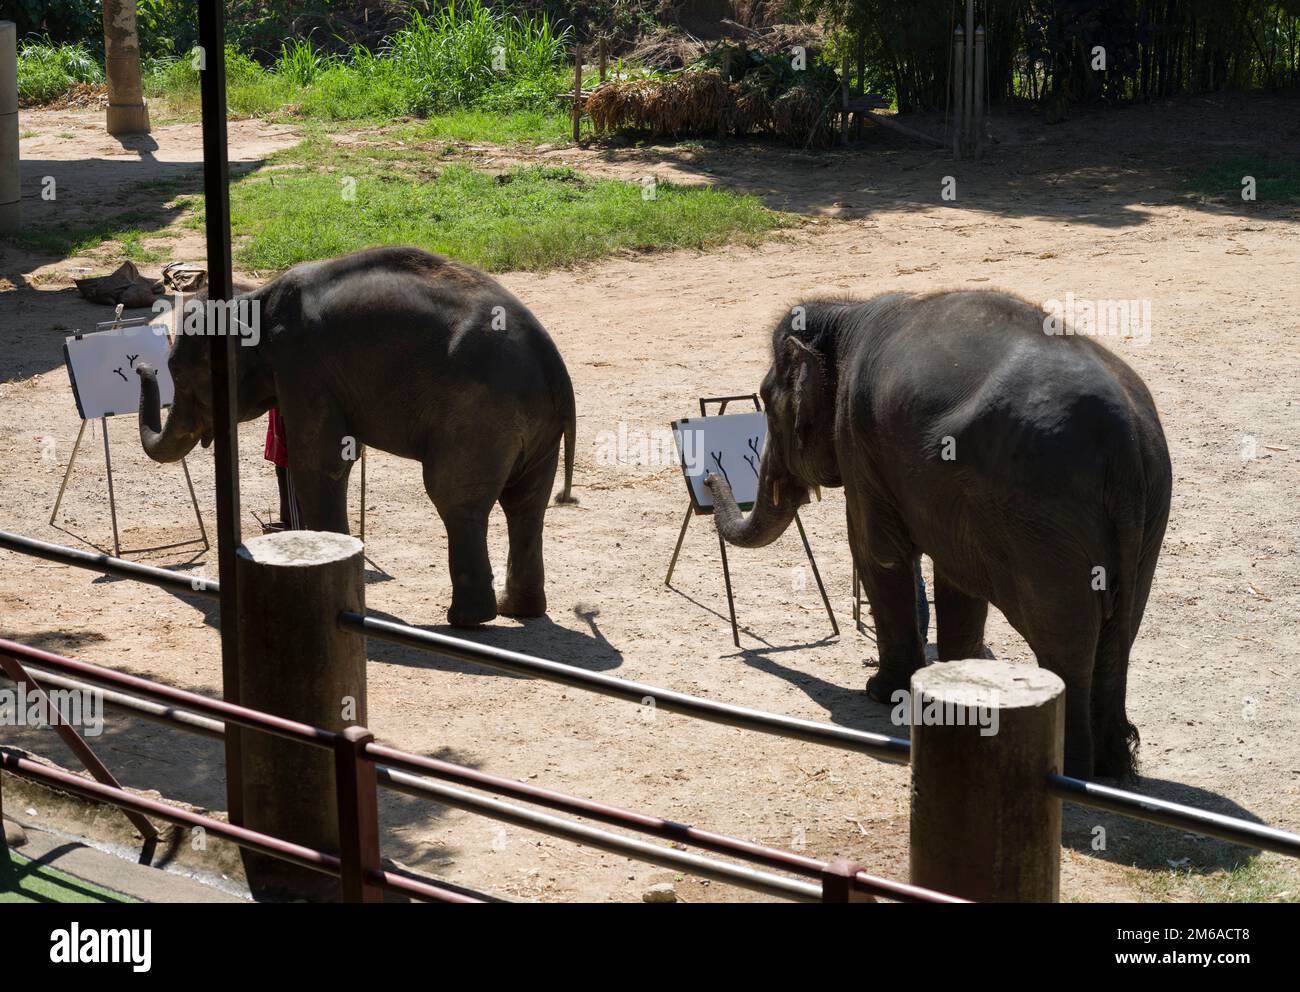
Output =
[
  {"x1": 236, "y1": 531, "x2": 366, "y2": 901},
  {"x1": 908, "y1": 659, "x2": 1064, "y2": 902}
]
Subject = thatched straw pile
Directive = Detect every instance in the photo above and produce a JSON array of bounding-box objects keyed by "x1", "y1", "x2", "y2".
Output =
[
  {"x1": 587, "y1": 70, "x2": 730, "y2": 139},
  {"x1": 728, "y1": 85, "x2": 771, "y2": 136},
  {"x1": 770, "y1": 84, "x2": 835, "y2": 147}
]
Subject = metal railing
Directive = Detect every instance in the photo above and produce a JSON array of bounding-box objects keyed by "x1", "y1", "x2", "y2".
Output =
[
  {"x1": 0, "y1": 636, "x2": 951, "y2": 902},
  {"x1": 4, "y1": 526, "x2": 1300, "y2": 898}
]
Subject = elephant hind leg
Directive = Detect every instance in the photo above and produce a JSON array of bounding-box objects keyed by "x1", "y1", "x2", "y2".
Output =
[
  {"x1": 496, "y1": 437, "x2": 561, "y2": 619},
  {"x1": 1091, "y1": 612, "x2": 1140, "y2": 780},
  {"x1": 932, "y1": 572, "x2": 989, "y2": 661},
  {"x1": 423, "y1": 458, "x2": 505, "y2": 629}
]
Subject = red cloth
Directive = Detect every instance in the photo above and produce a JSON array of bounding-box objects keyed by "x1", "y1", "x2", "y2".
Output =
[{"x1": 264, "y1": 407, "x2": 289, "y2": 467}]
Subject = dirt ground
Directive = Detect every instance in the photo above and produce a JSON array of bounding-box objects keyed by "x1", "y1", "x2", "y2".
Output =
[{"x1": 2, "y1": 93, "x2": 1299, "y2": 902}]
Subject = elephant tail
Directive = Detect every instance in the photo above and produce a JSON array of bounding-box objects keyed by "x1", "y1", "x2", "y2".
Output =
[{"x1": 554, "y1": 380, "x2": 578, "y2": 505}]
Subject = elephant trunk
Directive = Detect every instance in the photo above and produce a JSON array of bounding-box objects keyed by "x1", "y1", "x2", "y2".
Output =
[
  {"x1": 705, "y1": 454, "x2": 806, "y2": 549},
  {"x1": 138, "y1": 364, "x2": 200, "y2": 463}
]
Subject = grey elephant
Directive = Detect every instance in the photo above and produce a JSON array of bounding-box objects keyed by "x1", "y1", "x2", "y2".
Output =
[
  {"x1": 137, "y1": 246, "x2": 577, "y2": 628},
  {"x1": 705, "y1": 291, "x2": 1171, "y2": 779}
]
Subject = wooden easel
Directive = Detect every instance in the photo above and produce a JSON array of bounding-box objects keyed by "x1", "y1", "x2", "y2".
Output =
[
  {"x1": 51, "y1": 313, "x2": 208, "y2": 558},
  {"x1": 664, "y1": 394, "x2": 839, "y2": 647}
]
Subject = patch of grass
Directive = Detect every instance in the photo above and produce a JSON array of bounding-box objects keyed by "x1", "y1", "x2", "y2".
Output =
[
  {"x1": 10, "y1": 209, "x2": 175, "y2": 262},
  {"x1": 18, "y1": 130, "x2": 38, "y2": 140},
  {"x1": 15, "y1": 39, "x2": 103, "y2": 104},
  {"x1": 1182, "y1": 156, "x2": 1300, "y2": 203},
  {"x1": 0, "y1": 849, "x2": 135, "y2": 904},
  {"x1": 388, "y1": 109, "x2": 572, "y2": 145},
  {"x1": 1140, "y1": 854, "x2": 1299, "y2": 903},
  {"x1": 187, "y1": 138, "x2": 788, "y2": 273}
]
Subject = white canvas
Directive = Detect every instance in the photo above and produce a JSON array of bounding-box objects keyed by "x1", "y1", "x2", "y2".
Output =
[
  {"x1": 672, "y1": 412, "x2": 768, "y2": 512},
  {"x1": 64, "y1": 321, "x2": 174, "y2": 420}
]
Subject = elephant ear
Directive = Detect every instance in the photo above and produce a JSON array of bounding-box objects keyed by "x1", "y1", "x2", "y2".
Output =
[{"x1": 782, "y1": 335, "x2": 827, "y2": 453}]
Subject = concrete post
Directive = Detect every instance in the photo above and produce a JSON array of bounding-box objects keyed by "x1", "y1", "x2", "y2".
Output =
[
  {"x1": 951, "y1": 27, "x2": 965, "y2": 159},
  {"x1": 103, "y1": 0, "x2": 151, "y2": 135},
  {"x1": 0, "y1": 21, "x2": 19, "y2": 233},
  {"x1": 235, "y1": 531, "x2": 367, "y2": 901},
  {"x1": 908, "y1": 659, "x2": 1064, "y2": 902}
]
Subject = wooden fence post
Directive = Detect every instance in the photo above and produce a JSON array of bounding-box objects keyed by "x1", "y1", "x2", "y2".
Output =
[
  {"x1": 908, "y1": 659, "x2": 1064, "y2": 902},
  {"x1": 335, "y1": 726, "x2": 383, "y2": 903},
  {"x1": 236, "y1": 531, "x2": 367, "y2": 902},
  {"x1": 0, "y1": 21, "x2": 19, "y2": 234},
  {"x1": 598, "y1": 37, "x2": 607, "y2": 83}
]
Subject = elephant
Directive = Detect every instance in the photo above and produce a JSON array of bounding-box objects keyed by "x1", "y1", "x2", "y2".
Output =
[
  {"x1": 136, "y1": 245, "x2": 577, "y2": 628},
  {"x1": 704, "y1": 291, "x2": 1171, "y2": 779}
]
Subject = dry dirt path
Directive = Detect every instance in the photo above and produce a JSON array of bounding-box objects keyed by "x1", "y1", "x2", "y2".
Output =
[{"x1": 2, "y1": 98, "x2": 1298, "y2": 901}]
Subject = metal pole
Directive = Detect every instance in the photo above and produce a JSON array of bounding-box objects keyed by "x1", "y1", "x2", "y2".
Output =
[
  {"x1": 974, "y1": 26, "x2": 986, "y2": 158},
  {"x1": 952, "y1": 27, "x2": 965, "y2": 159},
  {"x1": 664, "y1": 505, "x2": 692, "y2": 585},
  {"x1": 198, "y1": 0, "x2": 244, "y2": 827},
  {"x1": 964, "y1": 0, "x2": 975, "y2": 155},
  {"x1": 49, "y1": 420, "x2": 88, "y2": 524},
  {"x1": 793, "y1": 512, "x2": 838, "y2": 638},
  {"x1": 101, "y1": 417, "x2": 121, "y2": 558}
]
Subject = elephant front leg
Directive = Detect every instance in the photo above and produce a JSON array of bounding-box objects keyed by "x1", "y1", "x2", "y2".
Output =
[{"x1": 860, "y1": 557, "x2": 927, "y2": 704}]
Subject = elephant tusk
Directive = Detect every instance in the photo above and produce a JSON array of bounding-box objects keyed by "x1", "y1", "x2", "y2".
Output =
[
  {"x1": 813, "y1": 486, "x2": 822, "y2": 501},
  {"x1": 772, "y1": 480, "x2": 780, "y2": 507}
]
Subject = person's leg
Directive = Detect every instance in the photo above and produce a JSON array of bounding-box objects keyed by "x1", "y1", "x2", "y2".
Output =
[{"x1": 275, "y1": 466, "x2": 291, "y2": 526}]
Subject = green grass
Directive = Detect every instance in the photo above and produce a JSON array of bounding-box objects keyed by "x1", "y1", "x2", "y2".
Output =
[
  {"x1": 388, "y1": 110, "x2": 572, "y2": 145},
  {"x1": 181, "y1": 137, "x2": 787, "y2": 272},
  {"x1": 1182, "y1": 156, "x2": 1300, "y2": 203},
  {"x1": 1, "y1": 849, "x2": 135, "y2": 904},
  {"x1": 15, "y1": 39, "x2": 103, "y2": 103},
  {"x1": 1139, "y1": 854, "x2": 1299, "y2": 903},
  {"x1": 23, "y1": 2, "x2": 575, "y2": 142},
  {"x1": 11, "y1": 208, "x2": 176, "y2": 262}
]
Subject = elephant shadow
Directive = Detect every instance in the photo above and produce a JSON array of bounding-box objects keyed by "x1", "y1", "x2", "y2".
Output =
[
  {"x1": 734, "y1": 643, "x2": 909, "y2": 740},
  {"x1": 363, "y1": 604, "x2": 623, "y2": 677},
  {"x1": 1060, "y1": 778, "x2": 1274, "y2": 875},
  {"x1": 92, "y1": 567, "x2": 622, "y2": 675},
  {"x1": 736, "y1": 644, "x2": 1275, "y2": 876}
]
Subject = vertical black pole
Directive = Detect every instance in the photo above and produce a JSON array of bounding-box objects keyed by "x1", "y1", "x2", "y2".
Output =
[{"x1": 198, "y1": 0, "x2": 244, "y2": 827}]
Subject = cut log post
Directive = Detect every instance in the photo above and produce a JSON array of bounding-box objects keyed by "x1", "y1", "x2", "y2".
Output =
[
  {"x1": 909, "y1": 659, "x2": 1064, "y2": 902},
  {"x1": 236, "y1": 531, "x2": 367, "y2": 902},
  {"x1": 598, "y1": 37, "x2": 607, "y2": 83},
  {"x1": 102, "y1": 0, "x2": 151, "y2": 135},
  {"x1": 0, "y1": 21, "x2": 18, "y2": 234}
]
